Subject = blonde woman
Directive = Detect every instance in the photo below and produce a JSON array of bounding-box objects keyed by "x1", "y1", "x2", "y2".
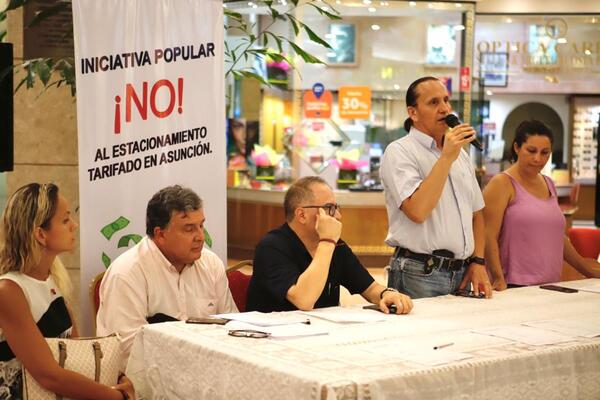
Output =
[{"x1": 0, "y1": 183, "x2": 134, "y2": 399}]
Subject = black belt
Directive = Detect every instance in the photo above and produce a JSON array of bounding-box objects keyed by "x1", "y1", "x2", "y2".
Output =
[{"x1": 394, "y1": 247, "x2": 468, "y2": 272}]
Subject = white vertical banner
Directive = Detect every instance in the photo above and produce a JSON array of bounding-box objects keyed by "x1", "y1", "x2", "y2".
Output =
[{"x1": 73, "y1": 0, "x2": 225, "y2": 335}]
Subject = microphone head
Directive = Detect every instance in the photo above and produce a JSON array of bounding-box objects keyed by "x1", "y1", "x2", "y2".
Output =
[{"x1": 444, "y1": 114, "x2": 461, "y2": 128}]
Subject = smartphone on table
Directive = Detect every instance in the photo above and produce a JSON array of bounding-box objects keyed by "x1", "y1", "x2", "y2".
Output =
[
  {"x1": 186, "y1": 316, "x2": 230, "y2": 325},
  {"x1": 539, "y1": 285, "x2": 578, "y2": 293}
]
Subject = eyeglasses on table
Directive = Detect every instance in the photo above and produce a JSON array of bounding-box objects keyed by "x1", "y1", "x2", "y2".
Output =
[{"x1": 227, "y1": 329, "x2": 271, "y2": 339}]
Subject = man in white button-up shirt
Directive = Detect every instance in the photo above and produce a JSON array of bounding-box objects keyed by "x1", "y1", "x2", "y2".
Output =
[
  {"x1": 380, "y1": 77, "x2": 492, "y2": 299},
  {"x1": 97, "y1": 185, "x2": 237, "y2": 366}
]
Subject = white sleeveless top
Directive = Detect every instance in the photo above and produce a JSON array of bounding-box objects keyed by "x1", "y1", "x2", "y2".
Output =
[{"x1": 0, "y1": 272, "x2": 72, "y2": 400}]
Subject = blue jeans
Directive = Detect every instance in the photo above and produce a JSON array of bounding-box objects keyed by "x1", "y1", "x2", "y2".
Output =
[{"x1": 387, "y1": 255, "x2": 465, "y2": 299}]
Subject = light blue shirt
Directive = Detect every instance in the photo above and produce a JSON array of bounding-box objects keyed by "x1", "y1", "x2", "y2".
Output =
[{"x1": 380, "y1": 127, "x2": 484, "y2": 259}]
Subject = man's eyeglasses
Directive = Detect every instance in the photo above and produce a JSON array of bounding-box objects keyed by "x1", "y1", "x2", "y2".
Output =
[
  {"x1": 302, "y1": 203, "x2": 341, "y2": 217},
  {"x1": 228, "y1": 329, "x2": 270, "y2": 338}
]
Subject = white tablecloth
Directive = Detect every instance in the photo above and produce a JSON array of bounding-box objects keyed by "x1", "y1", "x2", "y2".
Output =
[{"x1": 127, "y1": 279, "x2": 600, "y2": 400}]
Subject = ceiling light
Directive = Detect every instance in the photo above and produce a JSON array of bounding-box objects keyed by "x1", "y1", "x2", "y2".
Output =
[{"x1": 371, "y1": 24, "x2": 381, "y2": 31}]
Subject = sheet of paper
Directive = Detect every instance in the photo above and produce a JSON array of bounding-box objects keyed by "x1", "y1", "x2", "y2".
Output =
[
  {"x1": 559, "y1": 278, "x2": 600, "y2": 293},
  {"x1": 225, "y1": 320, "x2": 330, "y2": 338},
  {"x1": 299, "y1": 307, "x2": 388, "y2": 323},
  {"x1": 365, "y1": 341, "x2": 472, "y2": 366},
  {"x1": 523, "y1": 318, "x2": 600, "y2": 338},
  {"x1": 472, "y1": 325, "x2": 576, "y2": 346},
  {"x1": 214, "y1": 311, "x2": 311, "y2": 326}
]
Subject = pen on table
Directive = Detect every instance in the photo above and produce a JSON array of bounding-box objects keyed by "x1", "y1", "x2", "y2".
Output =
[{"x1": 433, "y1": 342, "x2": 454, "y2": 350}]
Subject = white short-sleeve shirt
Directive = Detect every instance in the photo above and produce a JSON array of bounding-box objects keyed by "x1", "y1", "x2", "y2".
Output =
[
  {"x1": 96, "y1": 236, "x2": 238, "y2": 366},
  {"x1": 380, "y1": 128, "x2": 485, "y2": 259}
]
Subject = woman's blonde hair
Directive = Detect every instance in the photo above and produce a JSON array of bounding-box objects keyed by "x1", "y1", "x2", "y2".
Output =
[{"x1": 0, "y1": 183, "x2": 73, "y2": 302}]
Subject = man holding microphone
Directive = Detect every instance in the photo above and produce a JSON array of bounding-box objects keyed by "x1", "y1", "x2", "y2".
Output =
[{"x1": 380, "y1": 76, "x2": 492, "y2": 299}]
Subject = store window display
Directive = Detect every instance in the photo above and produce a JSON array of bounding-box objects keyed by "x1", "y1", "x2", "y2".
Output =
[{"x1": 227, "y1": 118, "x2": 259, "y2": 169}]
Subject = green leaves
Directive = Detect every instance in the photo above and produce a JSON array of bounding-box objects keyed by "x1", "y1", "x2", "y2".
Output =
[
  {"x1": 308, "y1": 2, "x2": 342, "y2": 20},
  {"x1": 6, "y1": 0, "x2": 342, "y2": 95},
  {"x1": 288, "y1": 41, "x2": 325, "y2": 64},
  {"x1": 13, "y1": 57, "x2": 77, "y2": 96},
  {"x1": 225, "y1": 0, "x2": 339, "y2": 84},
  {"x1": 302, "y1": 24, "x2": 332, "y2": 49}
]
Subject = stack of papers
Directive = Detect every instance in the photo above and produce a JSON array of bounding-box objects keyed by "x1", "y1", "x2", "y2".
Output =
[
  {"x1": 299, "y1": 307, "x2": 389, "y2": 323},
  {"x1": 559, "y1": 279, "x2": 600, "y2": 294},
  {"x1": 523, "y1": 318, "x2": 600, "y2": 338},
  {"x1": 215, "y1": 311, "x2": 311, "y2": 326},
  {"x1": 473, "y1": 325, "x2": 575, "y2": 346},
  {"x1": 365, "y1": 342, "x2": 472, "y2": 366}
]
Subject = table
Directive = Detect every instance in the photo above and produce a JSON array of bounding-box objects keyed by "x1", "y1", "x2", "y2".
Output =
[{"x1": 127, "y1": 280, "x2": 600, "y2": 400}]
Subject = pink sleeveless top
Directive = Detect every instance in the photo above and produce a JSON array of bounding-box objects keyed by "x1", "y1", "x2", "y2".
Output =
[{"x1": 499, "y1": 173, "x2": 565, "y2": 285}]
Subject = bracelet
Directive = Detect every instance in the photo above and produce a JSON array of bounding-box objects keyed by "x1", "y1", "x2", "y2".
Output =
[
  {"x1": 319, "y1": 238, "x2": 337, "y2": 246},
  {"x1": 469, "y1": 256, "x2": 486, "y2": 266},
  {"x1": 380, "y1": 287, "x2": 398, "y2": 299}
]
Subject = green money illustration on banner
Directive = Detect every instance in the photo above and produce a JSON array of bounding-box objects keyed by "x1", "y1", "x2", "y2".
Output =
[
  {"x1": 100, "y1": 216, "x2": 130, "y2": 240},
  {"x1": 100, "y1": 216, "x2": 141, "y2": 268},
  {"x1": 100, "y1": 216, "x2": 213, "y2": 268}
]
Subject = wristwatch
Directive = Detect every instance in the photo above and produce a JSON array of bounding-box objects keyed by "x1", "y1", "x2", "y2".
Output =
[
  {"x1": 469, "y1": 256, "x2": 486, "y2": 266},
  {"x1": 380, "y1": 287, "x2": 398, "y2": 299}
]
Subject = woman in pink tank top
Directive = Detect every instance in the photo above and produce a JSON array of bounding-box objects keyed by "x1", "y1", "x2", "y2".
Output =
[{"x1": 483, "y1": 120, "x2": 600, "y2": 290}]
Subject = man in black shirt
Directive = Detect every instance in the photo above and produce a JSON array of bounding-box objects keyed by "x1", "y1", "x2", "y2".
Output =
[{"x1": 247, "y1": 176, "x2": 413, "y2": 313}]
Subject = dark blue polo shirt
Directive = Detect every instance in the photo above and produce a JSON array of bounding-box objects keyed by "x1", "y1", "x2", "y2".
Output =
[{"x1": 246, "y1": 223, "x2": 374, "y2": 312}]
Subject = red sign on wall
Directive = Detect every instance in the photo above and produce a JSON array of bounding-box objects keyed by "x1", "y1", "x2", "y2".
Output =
[{"x1": 460, "y1": 67, "x2": 471, "y2": 92}]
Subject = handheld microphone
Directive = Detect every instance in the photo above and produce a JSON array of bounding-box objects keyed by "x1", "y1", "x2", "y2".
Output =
[{"x1": 444, "y1": 114, "x2": 483, "y2": 151}]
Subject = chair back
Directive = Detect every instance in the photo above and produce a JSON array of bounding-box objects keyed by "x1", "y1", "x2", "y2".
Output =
[
  {"x1": 568, "y1": 228, "x2": 600, "y2": 259},
  {"x1": 559, "y1": 183, "x2": 581, "y2": 215},
  {"x1": 89, "y1": 271, "x2": 105, "y2": 332},
  {"x1": 569, "y1": 183, "x2": 581, "y2": 205},
  {"x1": 226, "y1": 260, "x2": 252, "y2": 312}
]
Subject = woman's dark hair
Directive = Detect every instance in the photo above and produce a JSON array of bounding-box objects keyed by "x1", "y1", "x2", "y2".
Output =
[
  {"x1": 403, "y1": 76, "x2": 439, "y2": 132},
  {"x1": 510, "y1": 120, "x2": 554, "y2": 163}
]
